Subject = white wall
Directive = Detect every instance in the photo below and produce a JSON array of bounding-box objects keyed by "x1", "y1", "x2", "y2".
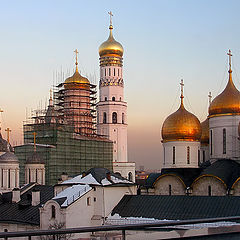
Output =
[
  {"x1": 163, "y1": 141, "x2": 200, "y2": 168},
  {"x1": 209, "y1": 115, "x2": 240, "y2": 160}
]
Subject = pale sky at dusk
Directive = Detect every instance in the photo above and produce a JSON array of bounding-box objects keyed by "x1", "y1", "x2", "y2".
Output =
[{"x1": 1, "y1": 0, "x2": 240, "y2": 170}]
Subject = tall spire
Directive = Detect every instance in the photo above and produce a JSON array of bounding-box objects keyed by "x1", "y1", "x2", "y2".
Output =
[
  {"x1": 180, "y1": 79, "x2": 184, "y2": 107},
  {"x1": 74, "y1": 49, "x2": 79, "y2": 72}
]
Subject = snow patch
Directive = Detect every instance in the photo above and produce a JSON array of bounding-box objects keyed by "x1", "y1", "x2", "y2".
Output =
[
  {"x1": 61, "y1": 173, "x2": 100, "y2": 185},
  {"x1": 53, "y1": 184, "x2": 92, "y2": 207}
]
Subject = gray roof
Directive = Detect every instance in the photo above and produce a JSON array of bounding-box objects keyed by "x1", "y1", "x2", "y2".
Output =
[
  {"x1": 0, "y1": 184, "x2": 54, "y2": 225},
  {"x1": 0, "y1": 152, "x2": 19, "y2": 164},
  {"x1": 112, "y1": 195, "x2": 240, "y2": 220},
  {"x1": 0, "y1": 133, "x2": 13, "y2": 152},
  {"x1": 26, "y1": 152, "x2": 44, "y2": 164}
]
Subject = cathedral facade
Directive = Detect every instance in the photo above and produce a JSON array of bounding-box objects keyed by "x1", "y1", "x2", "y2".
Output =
[{"x1": 146, "y1": 50, "x2": 240, "y2": 196}]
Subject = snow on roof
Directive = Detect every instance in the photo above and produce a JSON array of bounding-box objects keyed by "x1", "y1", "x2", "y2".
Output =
[
  {"x1": 53, "y1": 184, "x2": 92, "y2": 207},
  {"x1": 101, "y1": 176, "x2": 133, "y2": 186},
  {"x1": 61, "y1": 173, "x2": 100, "y2": 185},
  {"x1": 106, "y1": 214, "x2": 240, "y2": 229}
]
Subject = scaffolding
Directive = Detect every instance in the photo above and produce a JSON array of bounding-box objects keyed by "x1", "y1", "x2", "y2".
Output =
[{"x1": 15, "y1": 74, "x2": 113, "y2": 185}]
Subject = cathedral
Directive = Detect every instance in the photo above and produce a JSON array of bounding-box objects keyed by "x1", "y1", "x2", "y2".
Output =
[
  {"x1": 13, "y1": 13, "x2": 135, "y2": 185},
  {"x1": 146, "y1": 50, "x2": 240, "y2": 196}
]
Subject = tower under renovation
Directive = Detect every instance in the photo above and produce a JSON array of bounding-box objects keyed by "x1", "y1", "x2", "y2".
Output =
[{"x1": 15, "y1": 51, "x2": 113, "y2": 185}]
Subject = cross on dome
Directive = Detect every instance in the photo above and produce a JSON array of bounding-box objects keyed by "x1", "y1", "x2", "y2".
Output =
[
  {"x1": 180, "y1": 79, "x2": 184, "y2": 104},
  {"x1": 227, "y1": 49, "x2": 232, "y2": 71},
  {"x1": 208, "y1": 91, "x2": 212, "y2": 105},
  {"x1": 108, "y1": 11, "x2": 113, "y2": 26},
  {"x1": 5, "y1": 128, "x2": 11, "y2": 144}
]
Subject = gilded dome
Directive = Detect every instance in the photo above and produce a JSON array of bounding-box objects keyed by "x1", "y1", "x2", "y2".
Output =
[
  {"x1": 99, "y1": 25, "x2": 124, "y2": 57},
  {"x1": 200, "y1": 118, "x2": 209, "y2": 145},
  {"x1": 162, "y1": 98, "x2": 201, "y2": 142},
  {"x1": 209, "y1": 56, "x2": 240, "y2": 117},
  {"x1": 64, "y1": 66, "x2": 90, "y2": 90}
]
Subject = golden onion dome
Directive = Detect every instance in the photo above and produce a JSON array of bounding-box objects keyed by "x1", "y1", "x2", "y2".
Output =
[
  {"x1": 99, "y1": 25, "x2": 124, "y2": 57},
  {"x1": 209, "y1": 51, "x2": 240, "y2": 117},
  {"x1": 200, "y1": 118, "x2": 209, "y2": 145},
  {"x1": 162, "y1": 81, "x2": 201, "y2": 142},
  {"x1": 64, "y1": 52, "x2": 90, "y2": 90}
]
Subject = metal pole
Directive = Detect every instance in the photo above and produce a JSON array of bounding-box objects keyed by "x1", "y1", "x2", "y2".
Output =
[{"x1": 122, "y1": 230, "x2": 126, "y2": 240}]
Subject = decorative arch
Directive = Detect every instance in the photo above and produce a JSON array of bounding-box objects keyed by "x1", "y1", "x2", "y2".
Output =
[
  {"x1": 128, "y1": 172, "x2": 133, "y2": 181},
  {"x1": 153, "y1": 174, "x2": 186, "y2": 188},
  {"x1": 112, "y1": 112, "x2": 117, "y2": 124}
]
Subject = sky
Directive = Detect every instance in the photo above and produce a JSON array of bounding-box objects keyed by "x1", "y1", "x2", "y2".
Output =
[{"x1": 1, "y1": 0, "x2": 240, "y2": 170}]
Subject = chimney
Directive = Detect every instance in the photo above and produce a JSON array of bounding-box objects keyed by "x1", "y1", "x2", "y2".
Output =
[
  {"x1": 61, "y1": 172, "x2": 68, "y2": 182},
  {"x1": 106, "y1": 172, "x2": 111, "y2": 181},
  {"x1": 32, "y1": 190, "x2": 40, "y2": 206},
  {"x1": 12, "y1": 188, "x2": 21, "y2": 203}
]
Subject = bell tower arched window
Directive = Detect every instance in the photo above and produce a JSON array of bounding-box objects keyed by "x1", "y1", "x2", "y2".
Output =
[
  {"x1": 103, "y1": 112, "x2": 107, "y2": 124},
  {"x1": 122, "y1": 113, "x2": 125, "y2": 124},
  {"x1": 112, "y1": 112, "x2": 117, "y2": 124}
]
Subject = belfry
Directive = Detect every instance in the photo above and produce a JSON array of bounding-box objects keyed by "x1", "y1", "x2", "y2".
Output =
[{"x1": 97, "y1": 12, "x2": 135, "y2": 180}]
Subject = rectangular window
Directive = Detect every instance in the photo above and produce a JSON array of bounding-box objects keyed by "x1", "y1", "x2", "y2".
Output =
[
  {"x1": 114, "y1": 68, "x2": 115, "y2": 76},
  {"x1": 187, "y1": 146, "x2": 190, "y2": 164},
  {"x1": 203, "y1": 150, "x2": 205, "y2": 162},
  {"x1": 169, "y1": 185, "x2": 172, "y2": 196},
  {"x1": 109, "y1": 68, "x2": 111, "y2": 76},
  {"x1": 208, "y1": 186, "x2": 212, "y2": 196},
  {"x1": 223, "y1": 128, "x2": 226, "y2": 154},
  {"x1": 173, "y1": 146, "x2": 175, "y2": 164},
  {"x1": 198, "y1": 150, "x2": 200, "y2": 165}
]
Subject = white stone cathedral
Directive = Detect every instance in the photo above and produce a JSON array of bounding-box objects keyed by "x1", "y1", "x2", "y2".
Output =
[{"x1": 97, "y1": 14, "x2": 135, "y2": 181}]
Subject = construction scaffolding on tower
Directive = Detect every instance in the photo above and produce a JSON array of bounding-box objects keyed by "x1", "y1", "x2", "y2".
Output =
[{"x1": 15, "y1": 73, "x2": 113, "y2": 186}]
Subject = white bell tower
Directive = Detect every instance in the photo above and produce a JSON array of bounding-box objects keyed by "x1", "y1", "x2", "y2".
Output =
[{"x1": 97, "y1": 12, "x2": 135, "y2": 181}]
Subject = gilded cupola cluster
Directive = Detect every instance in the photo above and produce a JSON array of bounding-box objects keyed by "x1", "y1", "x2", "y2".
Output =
[
  {"x1": 162, "y1": 80, "x2": 201, "y2": 142},
  {"x1": 209, "y1": 50, "x2": 240, "y2": 117}
]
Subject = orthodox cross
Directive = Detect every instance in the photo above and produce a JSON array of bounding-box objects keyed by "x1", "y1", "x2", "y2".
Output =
[
  {"x1": 33, "y1": 132, "x2": 37, "y2": 152},
  {"x1": 74, "y1": 49, "x2": 79, "y2": 67},
  {"x1": 227, "y1": 49, "x2": 232, "y2": 70},
  {"x1": 108, "y1": 11, "x2": 113, "y2": 25},
  {"x1": 5, "y1": 128, "x2": 11, "y2": 144},
  {"x1": 180, "y1": 79, "x2": 184, "y2": 99},
  {"x1": 208, "y1": 91, "x2": 212, "y2": 106}
]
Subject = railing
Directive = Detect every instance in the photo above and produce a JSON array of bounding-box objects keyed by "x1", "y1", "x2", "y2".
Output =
[{"x1": 1, "y1": 216, "x2": 240, "y2": 239}]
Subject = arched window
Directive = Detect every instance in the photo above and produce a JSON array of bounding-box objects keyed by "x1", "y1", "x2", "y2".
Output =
[
  {"x1": 112, "y1": 96, "x2": 115, "y2": 101},
  {"x1": 118, "y1": 69, "x2": 120, "y2": 76},
  {"x1": 35, "y1": 169, "x2": 38, "y2": 183},
  {"x1": 109, "y1": 68, "x2": 111, "y2": 76},
  {"x1": 8, "y1": 169, "x2": 10, "y2": 188},
  {"x1": 169, "y1": 185, "x2": 172, "y2": 196},
  {"x1": 29, "y1": 169, "x2": 31, "y2": 183},
  {"x1": 173, "y1": 146, "x2": 175, "y2": 164},
  {"x1": 112, "y1": 112, "x2": 117, "y2": 124},
  {"x1": 198, "y1": 150, "x2": 200, "y2": 165},
  {"x1": 210, "y1": 130, "x2": 213, "y2": 155},
  {"x1": 203, "y1": 150, "x2": 205, "y2": 162},
  {"x1": 122, "y1": 113, "x2": 125, "y2": 124},
  {"x1": 208, "y1": 186, "x2": 212, "y2": 196},
  {"x1": 223, "y1": 128, "x2": 226, "y2": 154},
  {"x1": 105, "y1": 68, "x2": 106, "y2": 76},
  {"x1": 187, "y1": 146, "x2": 190, "y2": 164},
  {"x1": 51, "y1": 205, "x2": 56, "y2": 218},
  {"x1": 114, "y1": 68, "x2": 115, "y2": 76},
  {"x1": 105, "y1": 97, "x2": 107, "y2": 101},
  {"x1": 103, "y1": 112, "x2": 107, "y2": 124},
  {"x1": 120, "y1": 97, "x2": 122, "y2": 101},
  {"x1": 128, "y1": 172, "x2": 133, "y2": 181}
]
